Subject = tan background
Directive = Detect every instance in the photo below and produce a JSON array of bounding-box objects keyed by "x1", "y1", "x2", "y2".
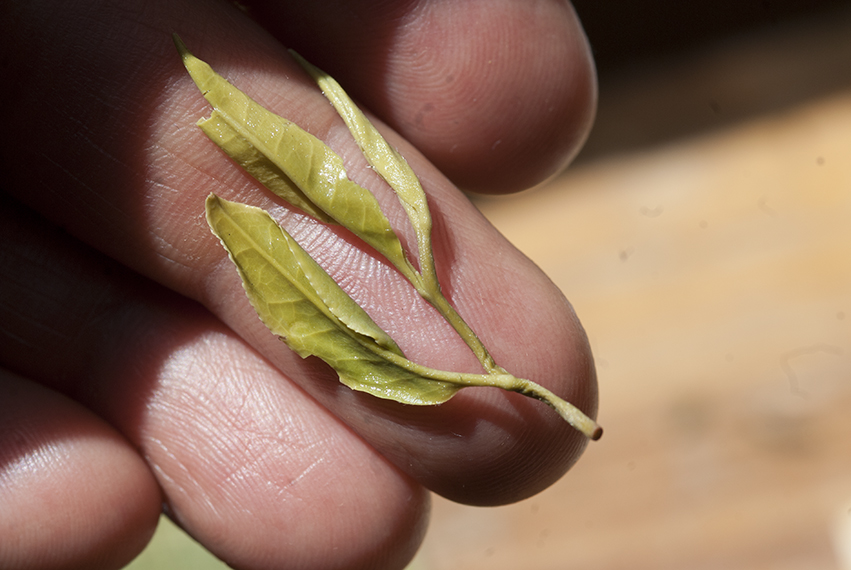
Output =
[{"x1": 410, "y1": 4, "x2": 851, "y2": 570}]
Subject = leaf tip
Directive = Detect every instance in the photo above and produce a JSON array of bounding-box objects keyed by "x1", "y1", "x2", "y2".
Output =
[
  {"x1": 204, "y1": 192, "x2": 222, "y2": 221},
  {"x1": 288, "y1": 49, "x2": 327, "y2": 84},
  {"x1": 173, "y1": 34, "x2": 213, "y2": 91},
  {"x1": 172, "y1": 33, "x2": 195, "y2": 69},
  {"x1": 172, "y1": 33, "x2": 186, "y2": 54}
]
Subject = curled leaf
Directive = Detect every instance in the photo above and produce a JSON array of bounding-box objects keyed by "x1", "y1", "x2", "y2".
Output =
[
  {"x1": 178, "y1": 35, "x2": 602, "y2": 440},
  {"x1": 205, "y1": 192, "x2": 604, "y2": 436},
  {"x1": 289, "y1": 49, "x2": 501, "y2": 373},
  {"x1": 205, "y1": 194, "x2": 402, "y2": 355},
  {"x1": 175, "y1": 35, "x2": 415, "y2": 280},
  {"x1": 206, "y1": 194, "x2": 462, "y2": 404},
  {"x1": 289, "y1": 50, "x2": 432, "y2": 253}
]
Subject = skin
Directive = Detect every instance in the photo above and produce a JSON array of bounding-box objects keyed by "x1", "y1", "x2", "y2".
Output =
[{"x1": 0, "y1": 1, "x2": 597, "y2": 569}]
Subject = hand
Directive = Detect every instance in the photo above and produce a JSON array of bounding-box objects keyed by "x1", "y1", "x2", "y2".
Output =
[{"x1": 0, "y1": 1, "x2": 598, "y2": 569}]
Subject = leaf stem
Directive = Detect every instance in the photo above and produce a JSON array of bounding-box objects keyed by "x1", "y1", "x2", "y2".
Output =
[
  {"x1": 289, "y1": 49, "x2": 503, "y2": 376},
  {"x1": 420, "y1": 281, "x2": 502, "y2": 374},
  {"x1": 515, "y1": 380, "x2": 603, "y2": 441},
  {"x1": 365, "y1": 340, "x2": 601, "y2": 440}
]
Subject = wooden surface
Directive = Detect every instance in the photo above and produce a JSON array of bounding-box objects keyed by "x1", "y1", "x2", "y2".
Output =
[{"x1": 409, "y1": 9, "x2": 851, "y2": 570}]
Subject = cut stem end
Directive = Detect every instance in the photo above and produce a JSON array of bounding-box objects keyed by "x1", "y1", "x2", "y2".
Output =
[{"x1": 516, "y1": 380, "x2": 602, "y2": 441}]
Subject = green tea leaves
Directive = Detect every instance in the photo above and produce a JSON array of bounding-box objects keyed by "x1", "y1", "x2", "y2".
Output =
[{"x1": 178, "y1": 35, "x2": 601, "y2": 440}]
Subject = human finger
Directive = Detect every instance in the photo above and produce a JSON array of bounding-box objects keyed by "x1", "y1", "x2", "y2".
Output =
[
  {"x1": 0, "y1": 196, "x2": 429, "y2": 570},
  {"x1": 0, "y1": 0, "x2": 598, "y2": 506},
  {"x1": 0, "y1": 371, "x2": 161, "y2": 570},
  {"x1": 246, "y1": 0, "x2": 597, "y2": 193}
]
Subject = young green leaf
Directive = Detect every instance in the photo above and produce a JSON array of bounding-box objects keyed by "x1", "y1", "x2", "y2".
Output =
[
  {"x1": 195, "y1": 110, "x2": 334, "y2": 224},
  {"x1": 207, "y1": 193, "x2": 462, "y2": 405},
  {"x1": 289, "y1": 50, "x2": 504, "y2": 374},
  {"x1": 175, "y1": 35, "x2": 417, "y2": 284},
  {"x1": 288, "y1": 50, "x2": 432, "y2": 256},
  {"x1": 177, "y1": 36, "x2": 602, "y2": 440},
  {"x1": 205, "y1": 194, "x2": 402, "y2": 355}
]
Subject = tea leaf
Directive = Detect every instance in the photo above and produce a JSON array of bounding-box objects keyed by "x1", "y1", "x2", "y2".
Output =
[
  {"x1": 290, "y1": 50, "x2": 502, "y2": 374},
  {"x1": 175, "y1": 35, "x2": 417, "y2": 283},
  {"x1": 205, "y1": 194, "x2": 402, "y2": 354},
  {"x1": 205, "y1": 192, "x2": 604, "y2": 440},
  {"x1": 288, "y1": 51, "x2": 432, "y2": 256},
  {"x1": 207, "y1": 194, "x2": 462, "y2": 404},
  {"x1": 194, "y1": 110, "x2": 333, "y2": 224}
]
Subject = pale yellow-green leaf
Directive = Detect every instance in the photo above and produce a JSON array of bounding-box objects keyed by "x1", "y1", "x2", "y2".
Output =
[
  {"x1": 205, "y1": 194, "x2": 602, "y2": 438},
  {"x1": 289, "y1": 50, "x2": 432, "y2": 248},
  {"x1": 175, "y1": 35, "x2": 414, "y2": 279},
  {"x1": 197, "y1": 111, "x2": 334, "y2": 223},
  {"x1": 205, "y1": 194, "x2": 465, "y2": 405},
  {"x1": 288, "y1": 50, "x2": 512, "y2": 375},
  {"x1": 206, "y1": 193, "x2": 402, "y2": 354}
]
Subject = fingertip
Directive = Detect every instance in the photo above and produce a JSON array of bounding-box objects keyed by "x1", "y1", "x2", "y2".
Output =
[
  {"x1": 134, "y1": 332, "x2": 431, "y2": 570},
  {"x1": 0, "y1": 372, "x2": 161, "y2": 570},
  {"x1": 250, "y1": 0, "x2": 597, "y2": 193},
  {"x1": 383, "y1": 0, "x2": 597, "y2": 193}
]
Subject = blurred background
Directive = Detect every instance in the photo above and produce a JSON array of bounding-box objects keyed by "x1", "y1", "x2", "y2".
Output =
[{"x1": 126, "y1": 1, "x2": 851, "y2": 568}]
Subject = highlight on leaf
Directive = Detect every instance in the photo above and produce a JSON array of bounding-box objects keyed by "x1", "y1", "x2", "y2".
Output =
[{"x1": 175, "y1": 34, "x2": 601, "y2": 440}]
